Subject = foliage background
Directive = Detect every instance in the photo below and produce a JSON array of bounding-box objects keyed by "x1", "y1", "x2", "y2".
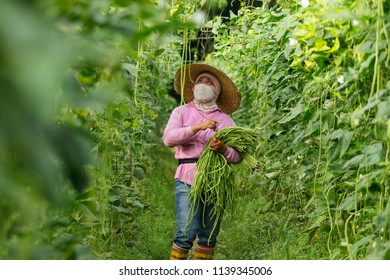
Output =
[{"x1": 1, "y1": 0, "x2": 389, "y2": 260}]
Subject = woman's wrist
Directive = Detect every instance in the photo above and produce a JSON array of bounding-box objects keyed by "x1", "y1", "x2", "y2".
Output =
[{"x1": 191, "y1": 124, "x2": 200, "y2": 134}]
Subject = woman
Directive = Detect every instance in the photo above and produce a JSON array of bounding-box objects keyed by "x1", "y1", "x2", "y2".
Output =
[{"x1": 163, "y1": 63, "x2": 242, "y2": 260}]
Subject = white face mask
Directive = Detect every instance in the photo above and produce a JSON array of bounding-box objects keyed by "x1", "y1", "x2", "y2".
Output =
[{"x1": 193, "y1": 84, "x2": 215, "y2": 103}]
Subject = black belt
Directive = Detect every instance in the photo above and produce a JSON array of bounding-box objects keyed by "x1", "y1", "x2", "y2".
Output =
[{"x1": 178, "y1": 158, "x2": 199, "y2": 166}]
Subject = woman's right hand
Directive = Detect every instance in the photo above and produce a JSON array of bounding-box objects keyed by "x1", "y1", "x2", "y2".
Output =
[{"x1": 191, "y1": 119, "x2": 218, "y2": 134}]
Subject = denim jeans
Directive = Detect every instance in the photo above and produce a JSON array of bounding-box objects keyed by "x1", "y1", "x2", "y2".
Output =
[{"x1": 173, "y1": 179, "x2": 222, "y2": 250}]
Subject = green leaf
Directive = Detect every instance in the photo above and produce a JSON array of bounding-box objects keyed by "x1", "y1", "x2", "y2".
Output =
[
  {"x1": 308, "y1": 38, "x2": 331, "y2": 53},
  {"x1": 293, "y1": 25, "x2": 316, "y2": 40},
  {"x1": 359, "y1": 53, "x2": 376, "y2": 72},
  {"x1": 324, "y1": 37, "x2": 340, "y2": 53},
  {"x1": 131, "y1": 200, "x2": 145, "y2": 208},
  {"x1": 121, "y1": 63, "x2": 137, "y2": 76},
  {"x1": 337, "y1": 195, "x2": 355, "y2": 211},
  {"x1": 357, "y1": 40, "x2": 374, "y2": 53},
  {"x1": 359, "y1": 143, "x2": 383, "y2": 168},
  {"x1": 329, "y1": 129, "x2": 346, "y2": 140},
  {"x1": 351, "y1": 235, "x2": 375, "y2": 254},
  {"x1": 111, "y1": 205, "x2": 133, "y2": 214},
  {"x1": 361, "y1": 143, "x2": 383, "y2": 154},
  {"x1": 360, "y1": 154, "x2": 382, "y2": 168},
  {"x1": 154, "y1": 49, "x2": 165, "y2": 57},
  {"x1": 343, "y1": 154, "x2": 364, "y2": 169},
  {"x1": 340, "y1": 132, "x2": 354, "y2": 158},
  {"x1": 373, "y1": 101, "x2": 390, "y2": 123},
  {"x1": 278, "y1": 103, "x2": 305, "y2": 124},
  {"x1": 351, "y1": 100, "x2": 380, "y2": 118}
]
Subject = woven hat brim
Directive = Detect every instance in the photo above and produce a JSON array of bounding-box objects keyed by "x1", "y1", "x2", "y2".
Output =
[{"x1": 174, "y1": 63, "x2": 241, "y2": 114}]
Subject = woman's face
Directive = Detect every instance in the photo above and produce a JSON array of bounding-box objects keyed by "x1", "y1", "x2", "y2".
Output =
[{"x1": 195, "y1": 76, "x2": 216, "y2": 87}]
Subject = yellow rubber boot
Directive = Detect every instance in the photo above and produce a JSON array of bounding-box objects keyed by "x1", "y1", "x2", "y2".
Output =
[
  {"x1": 169, "y1": 244, "x2": 189, "y2": 260},
  {"x1": 193, "y1": 245, "x2": 215, "y2": 260}
]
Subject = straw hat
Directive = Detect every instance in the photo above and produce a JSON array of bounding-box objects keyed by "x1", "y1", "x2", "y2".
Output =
[{"x1": 174, "y1": 63, "x2": 241, "y2": 114}]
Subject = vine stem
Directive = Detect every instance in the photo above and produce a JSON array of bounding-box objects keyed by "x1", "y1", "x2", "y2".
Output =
[
  {"x1": 178, "y1": 26, "x2": 189, "y2": 119},
  {"x1": 368, "y1": 0, "x2": 382, "y2": 102},
  {"x1": 324, "y1": 183, "x2": 336, "y2": 257},
  {"x1": 313, "y1": 89, "x2": 324, "y2": 207},
  {"x1": 134, "y1": 18, "x2": 144, "y2": 107},
  {"x1": 352, "y1": 166, "x2": 362, "y2": 242},
  {"x1": 344, "y1": 213, "x2": 354, "y2": 259}
]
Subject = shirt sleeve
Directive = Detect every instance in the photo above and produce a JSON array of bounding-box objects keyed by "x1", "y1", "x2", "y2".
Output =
[
  {"x1": 223, "y1": 147, "x2": 243, "y2": 164},
  {"x1": 162, "y1": 107, "x2": 194, "y2": 147}
]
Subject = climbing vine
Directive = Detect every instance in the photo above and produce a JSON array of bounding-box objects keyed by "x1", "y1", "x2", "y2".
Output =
[{"x1": 207, "y1": 0, "x2": 390, "y2": 259}]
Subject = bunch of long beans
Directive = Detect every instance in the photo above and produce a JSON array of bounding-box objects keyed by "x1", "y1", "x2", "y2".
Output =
[{"x1": 188, "y1": 126, "x2": 259, "y2": 239}]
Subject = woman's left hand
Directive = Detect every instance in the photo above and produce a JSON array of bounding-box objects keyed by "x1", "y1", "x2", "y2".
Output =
[{"x1": 210, "y1": 138, "x2": 227, "y2": 154}]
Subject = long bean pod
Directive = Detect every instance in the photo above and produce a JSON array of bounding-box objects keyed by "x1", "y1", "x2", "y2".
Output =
[{"x1": 187, "y1": 126, "x2": 259, "y2": 242}]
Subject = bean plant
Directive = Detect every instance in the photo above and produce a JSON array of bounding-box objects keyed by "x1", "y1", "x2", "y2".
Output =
[{"x1": 207, "y1": 0, "x2": 390, "y2": 259}]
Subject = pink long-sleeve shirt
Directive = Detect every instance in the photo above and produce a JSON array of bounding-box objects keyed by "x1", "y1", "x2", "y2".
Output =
[{"x1": 163, "y1": 101, "x2": 243, "y2": 185}]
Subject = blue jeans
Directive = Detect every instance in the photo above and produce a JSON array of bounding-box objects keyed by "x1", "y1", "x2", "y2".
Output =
[{"x1": 173, "y1": 179, "x2": 222, "y2": 250}]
